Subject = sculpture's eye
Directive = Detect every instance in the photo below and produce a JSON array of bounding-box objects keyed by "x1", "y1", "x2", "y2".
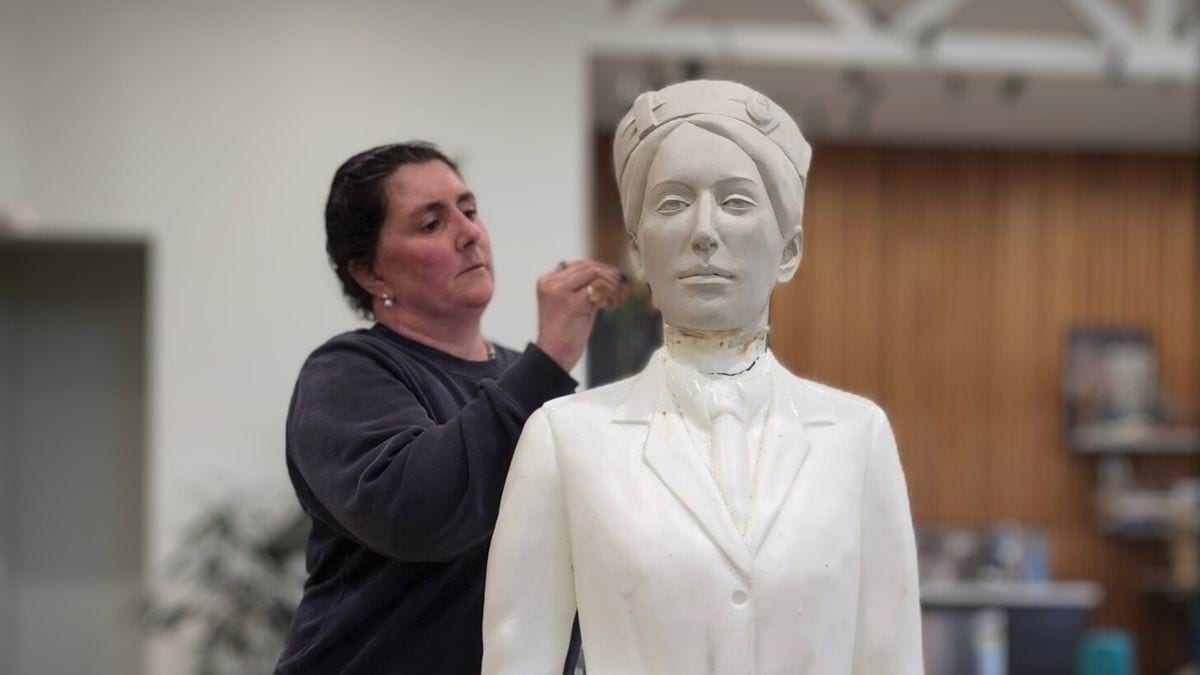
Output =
[
  {"x1": 721, "y1": 195, "x2": 758, "y2": 211},
  {"x1": 656, "y1": 197, "x2": 691, "y2": 215}
]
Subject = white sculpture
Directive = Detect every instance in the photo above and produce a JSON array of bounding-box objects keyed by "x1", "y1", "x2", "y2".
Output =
[{"x1": 483, "y1": 80, "x2": 923, "y2": 675}]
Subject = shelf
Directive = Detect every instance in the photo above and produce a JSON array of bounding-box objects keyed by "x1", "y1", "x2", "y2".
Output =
[
  {"x1": 1070, "y1": 425, "x2": 1200, "y2": 455},
  {"x1": 921, "y1": 580, "x2": 1103, "y2": 609},
  {"x1": 1143, "y1": 578, "x2": 1200, "y2": 601}
]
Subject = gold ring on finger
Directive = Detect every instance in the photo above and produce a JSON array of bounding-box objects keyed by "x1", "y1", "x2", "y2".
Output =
[{"x1": 586, "y1": 284, "x2": 600, "y2": 304}]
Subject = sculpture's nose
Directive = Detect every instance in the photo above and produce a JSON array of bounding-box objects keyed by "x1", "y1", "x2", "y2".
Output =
[{"x1": 689, "y1": 197, "x2": 718, "y2": 258}]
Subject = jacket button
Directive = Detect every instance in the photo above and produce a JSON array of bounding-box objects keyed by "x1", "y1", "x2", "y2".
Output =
[{"x1": 731, "y1": 590, "x2": 748, "y2": 606}]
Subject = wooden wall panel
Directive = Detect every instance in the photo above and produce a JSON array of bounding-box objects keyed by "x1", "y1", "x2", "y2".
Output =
[
  {"x1": 771, "y1": 146, "x2": 1198, "y2": 674},
  {"x1": 592, "y1": 138, "x2": 1198, "y2": 673}
]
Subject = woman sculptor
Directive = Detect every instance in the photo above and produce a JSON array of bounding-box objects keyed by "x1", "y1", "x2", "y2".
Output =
[
  {"x1": 277, "y1": 143, "x2": 622, "y2": 673},
  {"x1": 482, "y1": 80, "x2": 923, "y2": 675}
]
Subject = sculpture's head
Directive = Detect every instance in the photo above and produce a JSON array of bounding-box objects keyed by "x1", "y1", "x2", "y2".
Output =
[{"x1": 614, "y1": 80, "x2": 811, "y2": 333}]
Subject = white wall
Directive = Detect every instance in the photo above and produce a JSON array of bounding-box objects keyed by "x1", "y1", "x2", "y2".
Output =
[
  {"x1": 3, "y1": 0, "x2": 607, "y2": 671},
  {"x1": 0, "y1": 0, "x2": 26, "y2": 205}
]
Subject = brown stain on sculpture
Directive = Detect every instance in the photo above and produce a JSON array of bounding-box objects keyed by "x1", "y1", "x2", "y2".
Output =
[
  {"x1": 663, "y1": 325, "x2": 769, "y2": 376},
  {"x1": 665, "y1": 327, "x2": 767, "y2": 353}
]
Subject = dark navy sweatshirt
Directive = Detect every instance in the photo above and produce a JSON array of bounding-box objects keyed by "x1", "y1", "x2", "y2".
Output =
[{"x1": 276, "y1": 323, "x2": 577, "y2": 674}]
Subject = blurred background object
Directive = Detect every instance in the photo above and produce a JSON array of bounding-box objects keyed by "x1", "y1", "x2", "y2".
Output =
[
  {"x1": 141, "y1": 498, "x2": 308, "y2": 675},
  {"x1": 1078, "y1": 629, "x2": 1139, "y2": 675},
  {"x1": 917, "y1": 522, "x2": 1103, "y2": 674},
  {"x1": 1, "y1": 0, "x2": 1196, "y2": 673},
  {"x1": 1, "y1": 237, "x2": 147, "y2": 675},
  {"x1": 586, "y1": 283, "x2": 661, "y2": 387},
  {"x1": 0, "y1": 203, "x2": 39, "y2": 236}
]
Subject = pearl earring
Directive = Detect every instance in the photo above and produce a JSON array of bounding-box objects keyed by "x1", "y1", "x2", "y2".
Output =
[{"x1": 382, "y1": 294, "x2": 394, "y2": 308}]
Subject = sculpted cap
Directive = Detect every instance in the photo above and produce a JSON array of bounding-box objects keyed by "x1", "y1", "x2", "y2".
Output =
[
  {"x1": 613, "y1": 80, "x2": 811, "y2": 190},
  {"x1": 612, "y1": 79, "x2": 812, "y2": 236}
]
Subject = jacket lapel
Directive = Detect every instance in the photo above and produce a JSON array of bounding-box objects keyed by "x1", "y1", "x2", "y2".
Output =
[
  {"x1": 612, "y1": 353, "x2": 754, "y2": 577},
  {"x1": 744, "y1": 365, "x2": 837, "y2": 559}
]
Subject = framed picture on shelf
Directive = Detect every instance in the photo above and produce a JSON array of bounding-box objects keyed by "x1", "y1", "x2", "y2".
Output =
[{"x1": 1064, "y1": 327, "x2": 1160, "y2": 445}]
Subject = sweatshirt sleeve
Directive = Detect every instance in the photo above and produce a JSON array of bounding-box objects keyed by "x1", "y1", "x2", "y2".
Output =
[{"x1": 286, "y1": 340, "x2": 576, "y2": 563}]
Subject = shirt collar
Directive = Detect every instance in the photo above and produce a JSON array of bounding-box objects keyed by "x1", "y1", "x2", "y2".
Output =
[{"x1": 661, "y1": 349, "x2": 773, "y2": 430}]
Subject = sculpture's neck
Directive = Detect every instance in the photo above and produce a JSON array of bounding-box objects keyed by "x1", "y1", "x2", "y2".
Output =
[{"x1": 663, "y1": 324, "x2": 769, "y2": 376}]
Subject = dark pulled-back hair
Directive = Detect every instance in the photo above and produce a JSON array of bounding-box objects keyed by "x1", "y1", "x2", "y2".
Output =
[{"x1": 325, "y1": 142, "x2": 459, "y2": 318}]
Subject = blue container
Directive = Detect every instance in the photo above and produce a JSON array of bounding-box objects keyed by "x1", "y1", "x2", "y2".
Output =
[{"x1": 1077, "y1": 630, "x2": 1136, "y2": 675}]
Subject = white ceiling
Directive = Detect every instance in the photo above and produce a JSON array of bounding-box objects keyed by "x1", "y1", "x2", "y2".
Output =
[{"x1": 593, "y1": 0, "x2": 1200, "y2": 150}]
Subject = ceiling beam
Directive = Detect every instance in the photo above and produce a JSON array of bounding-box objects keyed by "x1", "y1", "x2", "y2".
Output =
[
  {"x1": 1061, "y1": 0, "x2": 1140, "y2": 47},
  {"x1": 807, "y1": 0, "x2": 876, "y2": 34},
  {"x1": 617, "y1": 0, "x2": 688, "y2": 25},
  {"x1": 590, "y1": 21, "x2": 1199, "y2": 82},
  {"x1": 891, "y1": 0, "x2": 970, "y2": 41},
  {"x1": 1147, "y1": 0, "x2": 1181, "y2": 40}
]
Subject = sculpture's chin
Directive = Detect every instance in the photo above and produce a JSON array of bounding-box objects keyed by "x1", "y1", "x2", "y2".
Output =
[
  {"x1": 657, "y1": 288, "x2": 771, "y2": 335},
  {"x1": 660, "y1": 307, "x2": 758, "y2": 334}
]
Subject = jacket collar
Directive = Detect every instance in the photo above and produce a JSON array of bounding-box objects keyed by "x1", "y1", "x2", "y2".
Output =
[
  {"x1": 611, "y1": 349, "x2": 837, "y2": 426},
  {"x1": 611, "y1": 349, "x2": 837, "y2": 575}
]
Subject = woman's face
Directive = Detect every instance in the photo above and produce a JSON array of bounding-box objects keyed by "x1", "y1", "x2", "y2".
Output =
[
  {"x1": 373, "y1": 160, "x2": 494, "y2": 320},
  {"x1": 634, "y1": 123, "x2": 788, "y2": 333}
]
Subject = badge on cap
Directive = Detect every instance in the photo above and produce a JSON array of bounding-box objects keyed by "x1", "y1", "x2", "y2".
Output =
[{"x1": 745, "y1": 94, "x2": 779, "y2": 134}]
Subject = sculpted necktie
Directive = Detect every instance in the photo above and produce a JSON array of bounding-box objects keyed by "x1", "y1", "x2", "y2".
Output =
[{"x1": 708, "y1": 381, "x2": 750, "y2": 535}]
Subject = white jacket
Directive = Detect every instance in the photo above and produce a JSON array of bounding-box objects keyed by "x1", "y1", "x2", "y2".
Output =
[{"x1": 483, "y1": 351, "x2": 923, "y2": 675}]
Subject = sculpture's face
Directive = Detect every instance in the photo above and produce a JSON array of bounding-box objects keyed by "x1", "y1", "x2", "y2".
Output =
[{"x1": 634, "y1": 123, "x2": 791, "y2": 332}]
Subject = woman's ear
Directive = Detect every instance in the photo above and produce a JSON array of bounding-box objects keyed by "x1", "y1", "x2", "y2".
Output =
[
  {"x1": 348, "y1": 259, "x2": 391, "y2": 301},
  {"x1": 776, "y1": 224, "x2": 804, "y2": 283}
]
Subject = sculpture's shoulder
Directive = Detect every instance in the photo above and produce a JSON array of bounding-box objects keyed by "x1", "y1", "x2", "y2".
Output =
[
  {"x1": 775, "y1": 365, "x2": 885, "y2": 426},
  {"x1": 541, "y1": 373, "x2": 637, "y2": 419},
  {"x1": 527, "y1": 376, "x2": 643, "y2": 454}
]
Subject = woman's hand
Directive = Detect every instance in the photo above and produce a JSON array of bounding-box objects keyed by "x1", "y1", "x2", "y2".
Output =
[{"x1": 535, "y1": 260, "x2": 626, "y2": 372}]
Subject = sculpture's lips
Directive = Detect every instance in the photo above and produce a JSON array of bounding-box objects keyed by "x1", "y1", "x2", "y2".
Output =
[{"x1": 677, "y1": 266, "x2": 735, "y2": 285}]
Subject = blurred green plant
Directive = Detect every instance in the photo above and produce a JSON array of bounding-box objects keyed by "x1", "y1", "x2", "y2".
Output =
[{"x1": 141, "y1": 499, "x2": 310, "y2": 675}]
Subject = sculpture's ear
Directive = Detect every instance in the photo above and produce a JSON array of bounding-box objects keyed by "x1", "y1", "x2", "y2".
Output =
[
  {"x1": 776, "y1": 224, "x2": 803, "y2": 283},
  {"x1": 627, "y1": 231, "x2": 646, "y2": 281}
]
